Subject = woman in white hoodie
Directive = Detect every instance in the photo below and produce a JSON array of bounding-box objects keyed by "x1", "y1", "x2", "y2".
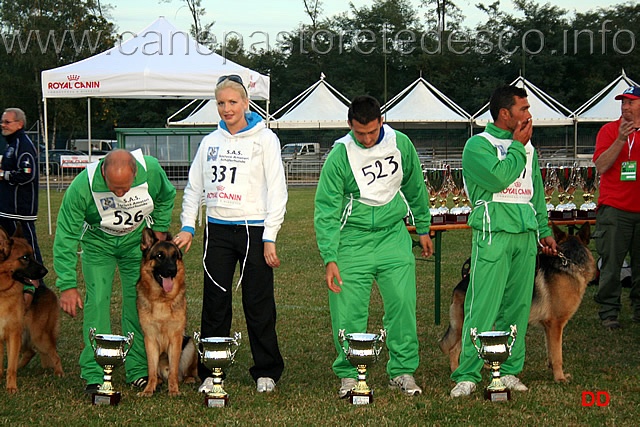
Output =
[{"x1": 174, "y1": 75, "x2": 287, "y2": 393}]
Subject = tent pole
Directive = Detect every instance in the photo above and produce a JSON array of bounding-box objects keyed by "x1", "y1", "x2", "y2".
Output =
[
  {"x1": 43, "y1": 98, "x2": 52, "y2": 235},
  {"x1": 88, "y1": 98, "x2": 92, "y2": 160}
]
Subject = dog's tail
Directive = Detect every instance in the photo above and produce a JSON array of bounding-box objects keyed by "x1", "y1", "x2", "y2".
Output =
[{"x1": 439, "y1": 268, "x2": 470, "y2": 372}]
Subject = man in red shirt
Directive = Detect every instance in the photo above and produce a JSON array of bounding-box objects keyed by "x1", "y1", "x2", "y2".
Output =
[{"x1": 593, "y1": 86, "x2": 640, "y2": 329}]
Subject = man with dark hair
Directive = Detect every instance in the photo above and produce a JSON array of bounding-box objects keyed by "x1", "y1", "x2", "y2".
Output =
[
  {"x1": 0, "y1": 108, "x2": 43, "y2": 302},
  {"x1": 593, "y1": 86, "x2": 640, "y2": 329},
  {"x1": 450, "y1": 85, "x2": 557, "y2": 397},
  {"x1": 315, "y1": 95, "x2": 433, "y2": 399}
]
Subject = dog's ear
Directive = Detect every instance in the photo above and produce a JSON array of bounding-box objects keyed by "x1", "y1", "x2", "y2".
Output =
[
  {"x1": 140, "y1": 227, "x2": 157, "y2": 253},
  {"x1": 576, "y1": 222, "x2": 591, "y2": 245},
  {"x1": 551, "y1": 222, "x2": 567, "y2": 243},
  {"x1": 0, "y1": 226, "x2": 10, "y2": 261},
  {"x1": 12, "y1": 222, "x2": 24, "y2": 238}
]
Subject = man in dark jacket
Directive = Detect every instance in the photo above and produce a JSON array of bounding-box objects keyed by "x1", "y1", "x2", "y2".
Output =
[{"x1": 0, "y1": 107, "x2": 43, "y2": 300}]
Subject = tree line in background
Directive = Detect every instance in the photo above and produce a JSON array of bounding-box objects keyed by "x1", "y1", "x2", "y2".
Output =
[{"x1": 0, "y1": 0, "x2": 638, "y2": 145}]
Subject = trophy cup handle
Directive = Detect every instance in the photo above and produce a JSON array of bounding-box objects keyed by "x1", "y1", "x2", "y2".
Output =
[
  {"x1": 193, "y1": 331, "x2": 203, "y2": 358},
  {"x1": 507, "y1": 325, "x2": 518, "y2": 355},
  {"x1": 338, "y1": 329, "x2": 348, "y2": 355},
  {"x1": 89, "y1": 327, "x2": 97, "y2": 353},
  {"x1": 230, "y1": 332, "x2": 242, "y2": 359},
  {"x1": 470, "y1": 328, "x2": 480, "y2": 353},
  {"x1": 121, "y1": 332, "x2": 135, "y2": 360},
  {"x1": 374, "y1": 329, "x2": 387, "y2": 358}
]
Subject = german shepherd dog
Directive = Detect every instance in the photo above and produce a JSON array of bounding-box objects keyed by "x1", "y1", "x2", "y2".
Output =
[
  {"x1": 439, "y1": 223, "x2": 596, "y2": 382},
  {"x1": 0, "y1": 225, "x2": 62, "y2": 393},
  {"x1": 136, "y1": 228, "x2": 197, "y2": 396}
]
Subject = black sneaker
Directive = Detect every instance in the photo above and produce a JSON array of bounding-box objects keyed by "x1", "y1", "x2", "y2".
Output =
[
  {"x1": 84, "y1": 383, "x2": 101, "y2": 395},
  {"x1": 131, "y1": 376, "x2": 149, "y2": 389}
]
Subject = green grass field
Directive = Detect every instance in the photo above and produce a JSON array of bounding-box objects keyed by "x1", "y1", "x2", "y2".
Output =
[{"x1": 2, "y1": 187, "x2": 639, "y2": 426}]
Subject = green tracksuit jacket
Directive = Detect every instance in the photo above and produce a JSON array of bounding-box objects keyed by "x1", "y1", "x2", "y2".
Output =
[
  {"x1": 53, "y1": 155, "x2": 175, "y2": 384},
  {"x1": 452, "y1": 123, "x2": 551, "y2": 384},
  {"x1": 315, "y1": 126, "x2": 430, "y2": 379}
]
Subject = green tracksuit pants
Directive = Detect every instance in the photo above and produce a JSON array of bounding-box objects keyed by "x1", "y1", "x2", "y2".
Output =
[
  {"x1": 329, "y1": 220, "x2": 419, "y2": 379},
  {"x1": 451, "y1": 230, "x2": 537, "y2": 384},
  {"x1": 78, "y1": 229, "x2": 148, "y2": 384}
]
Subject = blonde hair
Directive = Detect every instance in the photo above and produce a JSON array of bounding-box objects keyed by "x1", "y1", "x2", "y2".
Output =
[{"x1": 215, "y1": 79, "x2": 248, "y2": 102}]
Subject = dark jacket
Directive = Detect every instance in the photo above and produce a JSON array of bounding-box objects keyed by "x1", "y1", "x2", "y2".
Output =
[{"x1": 0, "y1": 129, "x2": 39, "y2": 220}]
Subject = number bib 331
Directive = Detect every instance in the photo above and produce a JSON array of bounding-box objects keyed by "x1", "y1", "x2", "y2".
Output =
[
  {"x1": 203, "y1": 139, "x2": 254, "y2": 209},
  {"x1": 87, "y1": 150, "x2": 155, "y2": 236},
  {"x1": 340, "y1": 125, "x2": 403, "y2": 207}
]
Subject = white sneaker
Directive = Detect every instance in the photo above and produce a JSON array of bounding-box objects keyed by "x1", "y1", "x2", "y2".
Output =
[
  {"x1": 502, "y1": 375, "x2": 528, "y2": 391},
  {"x1": 338, "y1": 378, "x2": 357, "y2": 399},
  {"x1": 198, "y1": 377, "x2": 214, "y2": 393},
  {"x1": 257, "y1": 377, "x2": 276, "y2": 393},
  {"x1": 389, "y1": 374, "x2": 422, "y2": 396},
  {"x1": 450, "y1": 381, "x2": 476, "y2": 398}
]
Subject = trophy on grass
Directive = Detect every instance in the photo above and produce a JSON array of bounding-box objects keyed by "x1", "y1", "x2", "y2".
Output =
[
  {"x1": 470, "y1": 325, "x2": 517, "y2": 402},
  {"x1": 194, "y1": 331, "x2": 241, "y2": 408},
  {"x1": 576, "y1": 166, "x2": 598, "y2": 218},
  {"x1": 338, "y1": 329, "x2": 386, "y2": 405},
  {"x1": 89, "y1": 328, "x2": 134, "y2": 406},
  {"x1": 425, "y1": 168, "x2": 447, "y2": 224},
  {"x1": 446, "y1": 167, "x2": 470, "y2": 224}
]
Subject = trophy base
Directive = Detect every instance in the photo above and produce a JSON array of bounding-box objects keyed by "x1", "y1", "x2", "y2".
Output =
[
  {"x1": 549, "y1": 210, "x2": 575, "y2": 220},
  {"x1": 205, "y1": 394, "x2": 229, "y2": 408},
  {"x1": 484, "y1": 388, "x2": 511, "y2": 402},
  {"x1": 350, "y1": 391, "x2": 373, "y2": 405},
  {"x1": 445, "y1": 213, "x2": 468, "y2": 224},
  {"x1": 92, "y1": 392, "x2": 121, "y2": 406},
  {"x1": 576, "y1": 210, "x2": 596, "y2": 219},
  {"x1": 431, "y1": 215, "x2": 445, "y2": 225}
]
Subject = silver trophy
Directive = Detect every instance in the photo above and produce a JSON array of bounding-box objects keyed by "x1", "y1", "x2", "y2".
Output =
[
  {"x1": 89, "y1": 328, "x2": 134, "y2": 406},
  {"x1": 541, "y1": 164, "x2": 559, "y2": 213},
  {"x1": 552, "y1": 165, "x2": 577, "y2": 219},
  {"x1": 576, "y1": 166, "x2": 598, "y2": 218},
  {"x1": 338, "y1": 329, "x2": 386, "y2": 405},
  {"x1": 447, "y1": 167, "x2": 470, "y2": 223},
  {"x1": 471, "y1": 325, "x2": 517, "y2": 402},
  {"x1": 424, "y1": 168, "x2": 447, "y2": 224},
  {"x1": 194, "y1": 332, "x2": 241, "y2": 408}
]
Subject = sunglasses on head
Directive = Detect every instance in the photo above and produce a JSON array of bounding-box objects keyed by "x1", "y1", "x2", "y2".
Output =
[
  {"x1": 217, "y1": 74, "x2": 244, "y2": 85},
  {"x1": 216, "y1": 74, "x2": 248, "y2": 95}
]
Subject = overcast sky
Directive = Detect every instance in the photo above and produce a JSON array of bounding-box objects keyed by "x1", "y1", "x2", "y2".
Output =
[{"x1": 107, "y1": 0, "x2": 608, "y2": 38}]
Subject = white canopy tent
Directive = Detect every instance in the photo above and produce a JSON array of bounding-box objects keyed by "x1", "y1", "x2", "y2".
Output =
[
  {"x1": 572, "y1": 70, "x2": 639, "y2": 122},
  {"x1": 166, "y1": 99, "x2": 267, "y2": 127},
  {"x1": 40, "y1": 17, "x2": 270, "y2": 232},
  {"x1": 269, "y1": 74, "x2": 350, "y2": 129},
  {"x1": 382, "y1": 77, "x2": 471, "y2": 129},
  {"x1": 473, "y1": 76, "x2": 574, "y2": 127}
]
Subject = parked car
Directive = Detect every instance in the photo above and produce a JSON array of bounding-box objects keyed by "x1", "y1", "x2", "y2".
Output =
[{"x1": 39, "y1": 149, "x2": 86, "y2": 175}]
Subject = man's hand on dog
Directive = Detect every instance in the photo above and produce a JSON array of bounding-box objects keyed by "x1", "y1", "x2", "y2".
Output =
[
  {"x1": 539, "y1": 236, "x2": 558, "y2": 256},
  {"x1": 60, "y1": 288, "x2": 84, "y2": 317}
]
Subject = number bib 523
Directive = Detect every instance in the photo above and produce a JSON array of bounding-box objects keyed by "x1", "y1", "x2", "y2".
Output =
[{"x1": 340, "y1": 125, "x2": 403, "y2": 207}]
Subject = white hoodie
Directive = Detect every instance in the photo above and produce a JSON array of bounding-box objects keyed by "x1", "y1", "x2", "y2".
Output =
[{"x1": 180, "y1": 113, "x2": 287, "y2": 242}]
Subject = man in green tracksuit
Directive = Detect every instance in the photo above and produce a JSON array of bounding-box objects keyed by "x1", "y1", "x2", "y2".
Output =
[
  {"x1": 314, "y1": 95, "x2": 433, "y2": 399},
  {"x1": 450, "y1": 85, "x2": 557, "y2": 398},
  {"x1": 54, "y1": 149, "x2": 175, "y2": 394}
]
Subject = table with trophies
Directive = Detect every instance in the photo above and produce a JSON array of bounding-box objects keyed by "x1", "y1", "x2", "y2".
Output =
[{"x1": 415, "y1": 164, "x2": 598, "y2": 325}]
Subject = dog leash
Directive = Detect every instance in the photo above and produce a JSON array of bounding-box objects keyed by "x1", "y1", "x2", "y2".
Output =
[{"x1": 556, "y1": 251, "x2": 570, "y2": 267}]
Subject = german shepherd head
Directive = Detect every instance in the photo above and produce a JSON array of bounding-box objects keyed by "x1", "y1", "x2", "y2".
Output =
[
  {"x1": 140, "y1": 228, "x2": 183, "y2": 294},
  {"x1": 0, "y1": 224, "x2": 48, "y2": 289}
]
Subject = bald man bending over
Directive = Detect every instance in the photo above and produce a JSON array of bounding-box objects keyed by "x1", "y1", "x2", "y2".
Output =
[{"x1": 53, "y1": 149, "x2": 176, "y2": 394}]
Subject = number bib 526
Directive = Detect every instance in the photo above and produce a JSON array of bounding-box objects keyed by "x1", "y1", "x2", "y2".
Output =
[
  {"x1": 340, "y1": 125, "x2": 403, "y2": 207},
  {"x1": 202, "y1": 139, "x2": 254, "y2": 209},
  {"x1": 87, "y1": 150, "x2": 155, "y2": 236}
]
